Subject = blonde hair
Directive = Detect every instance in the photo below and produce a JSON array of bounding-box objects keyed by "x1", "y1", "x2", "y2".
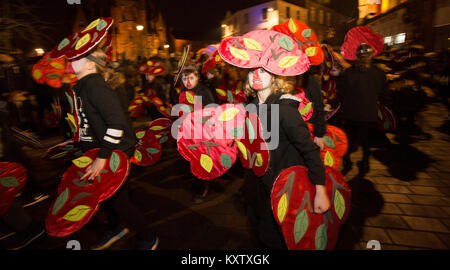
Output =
[
  {"x1": 244, "y1": 72, "x2": 296, "y2": 97},
  {"x1": 87, "y1": 48, "x2": 107, "y2": 75}
]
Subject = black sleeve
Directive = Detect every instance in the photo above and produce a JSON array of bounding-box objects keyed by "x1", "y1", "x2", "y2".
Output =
[
  {"x1": 87, "y1": 80, "x2": 130, "y2": 159},
  {"x1": 199, "y1": 85, "x2": 215, "y2": 105},
  {"x1": 280, "y1": 104, "x2": 326, "y2": 186},
  {"x1": 305, "y1": 75, "x2": 326, "y2": 137},
  {"x1": 336, "y1": 71, "x2": 347, "y2": 106},
  {"x1": 377, "y1": 70, "x2": 392, "y2": 107}
]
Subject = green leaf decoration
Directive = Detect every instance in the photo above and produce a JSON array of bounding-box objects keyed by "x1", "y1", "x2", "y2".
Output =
[
  {"x1": 323, "y1": 136, "x2": 335, "y2": 149},
  {"x1": 315, "y1": 224, "x2": 328, "y2": 250},
  {"x1": 134, "y1": 150, "x2": 142, "y2": 162},
  {"x1": 96, "y1": 19, "x2": 108, "y2": 31},
  {"x1": 384, "y1": 121, "x2": 390, "y2": 130},
  {"x1": 0, "y1": 177, "x2": 19, "y2": 188},
  {"x1": 109, "y1": 152, "x2": 120, "y2": 173},
  {"x1": 220, "y1": 154, "x2": 232, "y2": 168},
  {"x1": 136, "y1": 131, "x2": 146, "y2": 139},
  {"x1": 58, "y1": 38, "x2": 70, "y2": 50},
  {"x1": 229, "y1": 126, "x2": 244, "y2": 138},
  {"x1": 334, "y1": 190, "x2": 346, "y2": 220},
  {"x1": 278, "y1": 35, "x2": 294, "y2": 52},
  {"x1": 52, "y1": 188, "x2": 69, "y2": 215},
  {"x1": 50, "y1": 150, "x2": 69, "y2": 160},
  {"x1": 378, "y1": 109, "x2": 382, "y2": 119},
  {"x1": 47, "y1": 73, "x2": 61, "y2": 79},
  {"x1": 65, "y1": 92, "x2": 74, "y2": 113},
  {"x1": 69, "y1": 192, "x2": 93, "y2": 204},
  {"x1": 61, "y1": 144, "x2": 74, "y2": 150},
  {"x1": 146, "y1": 148, "x2": 160, "y2": 154},
  {"x1": 246, "y1": 118, "x2": 255, "y2": 144},
  {"x1": 181, "y1": 104, "x2": 193, "y2": 113},
  {"x1": 196, "y1": 115, "x2": 212, "y2": 124},
  {"x1": 294, "y1": 209, "x2": 309, "y2": 244},
  {"x1": 227, "y1": 90, "x2": 234, "y2": 103},
  {"x1": 201, "y1": 141, "x2": 220, "y2": 147},
  {"x1": 159, "y1": 136, "x2": 168, "y2": 144},
  {"x1": 300, "y1": 102, "x2": 312, "y2": 115},
  {"x1": 302, "y1": 29, "x2": 312, "y2": 38},
  {"x1": 186, "y1": 144, "x2": 200, "y2": 151}
]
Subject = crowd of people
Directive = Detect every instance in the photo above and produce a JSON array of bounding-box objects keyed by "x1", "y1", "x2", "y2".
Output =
[{"x1": 0, "y1": 16, "x2": 448, "y2": 251}]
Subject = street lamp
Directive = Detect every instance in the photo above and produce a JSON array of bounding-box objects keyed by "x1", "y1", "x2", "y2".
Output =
[
  {"x1": 164, "y1": 44, "x2": 170, "y2": 49},
  {"x1": 136, "y1": 25, "x2": 144, "y2": 31},
  {"x1": 221, "y1": 24, "x2": 227, "y2": 28},
  {"x1": 35, "y1": 48, "x2": 45, "y2": 56},
  {"x1": 268, "y1": 8, "x2": 274, "y2": 12}
]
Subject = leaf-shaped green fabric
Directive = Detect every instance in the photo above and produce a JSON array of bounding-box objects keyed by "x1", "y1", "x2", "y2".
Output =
[
  {"x1": 221, "y1": 154, "x2": 232, "y2": 168},
  {"x1": 227, "y1": 90, "x2": 234, "y2": 103},
  {"x1": 50, "y1": 151, "x2": 69, "y2": 160},
  {"x1": 323, "y1": 136, "x2": 335, "y2": 148},
  {"x1": 134, "y1": 150, "x2": 142, "y2": 162},
  {"x1": 300, "y1": 102, "x2": 312, "y2": 115},
  {"x1": 315, "y1": 224, "x2": 328, "y2": 250},
  {"x1": 109, "y1": 152, "x2": 120, "y2": 173},
  {"x1": 302, "y1": 29, "x2": 312, "y2": 38},
  {"x1": 52, "y1": 188, "x2": 69, "y2": 215},
  {"x1": 334, "y1": 190, "x2": 346, "y2": 220},
  {"x1": 0, "y1": 177, "x2": 19, "y2": 187},
  {"x1": 384, "y1": 121, "x2": 390, "y2": 130},
  {"x1": 229, "y1": 126, "x2": 244, "y2": 138},
  {"x1": 294, "y1": 209, "x2": 309, "y2": 244},
  {"x1": 47, "y1": 73, "x2": 61, "y2": 79},
  {"x1": 65, "y1": 92, "x2": 74, "y2": 113},
  {"x1": 278, "y1": 35, "x2": 294, "y2": 52},
  {"x1": 159, "y1": 136, "x2": 168, "y2": 144},
  {"x1": 146, "y1": 148, "x2": 160, "y2": 154},
  {"x1": 246, "y1": 118, "x2": 255, "y2": 144},
  {"x1": 69, "y1": 192, "x2": 93, "y2": 204}
]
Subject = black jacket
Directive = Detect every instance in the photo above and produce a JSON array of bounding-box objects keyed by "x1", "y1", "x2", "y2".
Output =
[
  {"x1": 337, "y1": 65, "x2": 390, "y2": 123},
  {"x1": 180, "y1": 82, "x2": 215, "y2": 106},
  {"x1": 73, "y1": 73, "x2": 136, "y2": 158},
  {"x1": 303, "y1": 73, "x2": 326, "y2": 137}
]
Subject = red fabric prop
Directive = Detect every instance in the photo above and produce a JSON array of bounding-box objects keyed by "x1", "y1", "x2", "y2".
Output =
[
  {"x1": 272, "y1": 19, "x2": 324, "y2": 65},
  {"x1": 138, "y1": 60, "x2": 166, "y2": 75},
  {"x1": 0, "y1": 162, "x2": 27, "y2": 217},
  {"x1": 295, "y1": 89, "x2": 313, "y2": 121},
  {"x1": 322, "y1": 79, "x2": 337, "y2": 104},
  {"x1": 341, "y1": 26, "x2": 384, "y2": 61},
  {"x1": 50, "y1": 17, "x2": 114, "y2": 60},
  {"x1": 149, "y1": 118, "x2": 173, "y2": 144},
  {"x1": 64, "y1": 88, "x2": 81, "y2": 141},
  {"x1": 42, "y1": 111, "x2": 60, "y2": 128},
  {"x1": 10, "y1": 127, "x2": 44, "y2": 149},
  {"x1": 270, "y1": 166, "x2": 351, "y2": 250},
  {"x1": 321, "y1": 45, "x2": 335, "y2": 76},
  {"x1": 32, "y1": 52, "x2": 68, "y2": 88},
  {"x1": 128, "y1": 96, "x2": 145, "y2": 118},
  {"x1": 144, "y1": 88, "x2": 157, "y2": 102},
  {"x1": 307, "y1": 124, "x2": 348, "y2": 170},
  {"x1": 216, "y1": 81, "x2": 247, "y2": 105},
  {"x1": 236, "y1": 113, "x2": 270, "y2": 177},
  {"x1": 377, "y1": 103, "x2": 397, "y2": 132},
  {"x1": 177, "y1": 104, "x2": 246, "y2": 180},
  {"x1": 131, "y1": 128, "x2": 162, "y2": 166},
  {"x1": 98, "y1": 34, "x2": 113, "y2": 61},
  {"x1": 202, "y1": 50, "x2": 223, "y2": 74},
  {"x1": 218, "y1": 30, "x2": 310, "y2": 76},
  {"x1": 46, "y1": 149, "x2": 129, "y2": 237},
  {"x1": 43, "y1": 139, "x2": 83, "y2": 161},
  {"x1": 325, "y1": 103, "x2": 341, "y2": 121},
  {"x1": 152, "y1": 96, "x2": 172, "y2": 118}
]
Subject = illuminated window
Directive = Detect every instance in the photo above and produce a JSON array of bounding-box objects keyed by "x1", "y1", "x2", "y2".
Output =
[
  {"x1": 327, "y1": 12, "x2": 331, "y2": 25},
  {"x1": 319, "y1": 10, "x2": 324, "y2": 24},
  {"x1": 384, "y1": 36, "x2": 393, "y2": 46},
  {"x1": 310, "y1": 7, "x2": 316, "y2": 23},
  {"x1": 394, "y1": 33, "x2": 406, "y2": 44}
]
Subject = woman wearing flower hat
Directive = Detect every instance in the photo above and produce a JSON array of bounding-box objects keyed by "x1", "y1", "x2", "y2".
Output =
[{"x1": 219, "y1": 29, "x2": 330, "y2": 249}]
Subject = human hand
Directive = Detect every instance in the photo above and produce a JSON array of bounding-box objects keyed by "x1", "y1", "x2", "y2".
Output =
[
  {"x1": 314, "y1": 137, "x2": 325, "y2": 151},
  {"x1": 314, "y1": 185, "x2": 330, "y2": 214},
  {"x1": 81, "y1": 158, "x2": 107, "y2": 180}
]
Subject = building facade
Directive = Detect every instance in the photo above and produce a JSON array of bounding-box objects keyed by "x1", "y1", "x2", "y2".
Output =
[{"x1": 221, "y1": 0, "x2": 348, "y2": 45}]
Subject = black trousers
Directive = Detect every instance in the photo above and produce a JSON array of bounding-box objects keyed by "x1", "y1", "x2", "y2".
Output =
[{"x1": 343, "y1": 120, "x2": 376, "y2": 165}]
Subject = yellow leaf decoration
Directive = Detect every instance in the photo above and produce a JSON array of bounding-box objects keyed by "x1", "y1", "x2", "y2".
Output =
[
  {"x1": 255, "y1": 153, "x2": 263, "y2": 167},
  {"x1": 50, "y1": 62, "x2": 64, "y2": 69},
  {"x1": 136, "y1": 131, "x2": 146, "y2": 139},
  {"x1": 215, "y1": 54, "x2": 221, "y2": 62},
  {"x1": 82, "y1": 18, "x2": 100, "y2": 33},
  {"x1": 288, "y1": 18, "x2": 298, "y2": 33},
  {"x1": 155, "y1": 134, "x2": 162, "y2": 139},
  {"x1": 33, "y1": 69, "x2": 42, "y2": 80},
  {"x1": 229, "y1": 46, "x2": 250, "y2": 61},
  {"x1": 216, "y1": 88, "x2": 227, "y2": 97},
  {"x1": 62, "y1": 205, "x2": 92, "y2": 222},
  {"x1": 324, "y1": 151, "x2": 334, "y2": 167},
  {"x1": 135, "y1": 99, "x2": 143, "y2": 104},
  {"x1": 278, "y1": 55, "x2": 300, "y2": 68},
  {"x1": 128, "y1": 105, "x2": 137, "y2": 111},
  {"x1": 147, "y1": 60, "x2": 153, "y2": 66},
  {"x1": 277, "y1": 193, "x2": 288, "y2": 223},
  {"x1": 305, "y1": 47, "x2": 318, "y2": 57},
  {"x1": 235, "y1": 140, "x2": 247, "y2": 160},
  {"x1": 134, "y1": 150, "x2": 142, "y2": 162},
  {"x1": 218, "y1": 107, "x2": 240, "y2": 122},
  {"x1": 75, "y1": 33, "x2": 91, "y2": 50},
  {"x1": 243, "y1": 38, "x2": 262, "y2": 51},
  {"x1": 186, "y1": 92, "x2": 195, "y2": 104},
  {"x1": 150, "y1": 125, "x2": 165, "y2": 131},
  {"x1": 153, "y1": 68, "x2": 162, "y2": 74},
  {"x1": 200, "y1": 154, "x2": 213, "y2": 173},
  {"x1": 72, "y1": 156, "x2": 93, "y2": 168}
]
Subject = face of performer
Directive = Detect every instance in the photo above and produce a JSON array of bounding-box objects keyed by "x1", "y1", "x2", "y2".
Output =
[
  {"x1": 356, "y1": 43, "x2": 373, "y2": 69},
  {"x1": 182, "y1": 72, "x2": 199, "y2": 90},
  {"x1": 248, "y1": 68, "x2": 272, "y2": 90},
  {"x1": 68, "y1": 57, "x2": 96, "y2": 78},
  {"x1": 206, "y1": 71, "x2": 214, "y2": 80},
  {"x1": 146, "y1": 74, "x2": 155, "y2": 82}
]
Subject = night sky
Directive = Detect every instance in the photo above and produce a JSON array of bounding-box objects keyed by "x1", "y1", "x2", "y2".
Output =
[{"x1": 7, "y1": 0, "x2": 357, "y2": 52}]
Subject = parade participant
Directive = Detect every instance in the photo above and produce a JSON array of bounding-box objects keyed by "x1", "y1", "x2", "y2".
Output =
[
  {"x1": 104, "y1": 62, "x2": 130, "y2": 115},
  {"x1": 338, "y1": 26, "x2": 390, "y2": 176},
  {"x1": 48, "y1": 17, "x2": 158, "y2": 250},
  {"x1": 178, "y1": 65, "x2": 215, "y2": 204},
  {"x1": 218, "y1": 29, "x2": 330, "y2": 249}
]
